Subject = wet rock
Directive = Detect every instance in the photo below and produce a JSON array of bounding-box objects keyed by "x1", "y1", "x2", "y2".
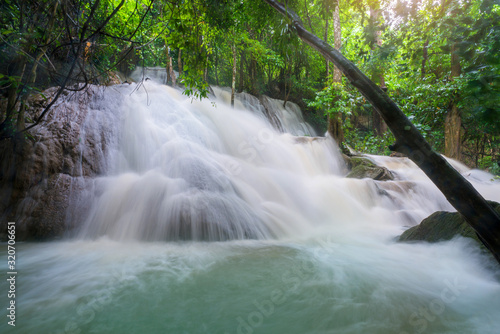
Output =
[
  {"x1": 0, "y1": 85, "x2": 118, "y2": 240},
  {"x1": 292, "y1": 136, "x2": 324, "y2": 144},
  {"x1": 345, "y1": 156, "x2": 394, "y2": 181},
  {"x1": 390, "y1": 151, "x2": 406, "y2": 158},
  {"x1": 399, "y1": 201, "x2": 500, "y2": 249},
  {"x1": 104, "y1": 71, "x2": 123, "y2": 86}
]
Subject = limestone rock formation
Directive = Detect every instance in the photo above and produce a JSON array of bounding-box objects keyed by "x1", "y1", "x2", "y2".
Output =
[{"x1": 0, "y1": 85, "x2": 121, "y2": 240}]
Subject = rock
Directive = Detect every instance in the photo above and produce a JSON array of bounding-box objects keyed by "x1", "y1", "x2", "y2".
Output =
[
  {"x1": 343, "y1": 144, "x2": 359, "y2": 156},
  {"x1": 390, "y1": 151, "x2": 406, "y2": 158},
  {"x1": 399, "y1": 201, "x2": 500, "y2": 250},
  {"x1": 0, "y1": 85, "x2": 120, "y2": 240},
  {"x1": 345, "y1": 156, "x2": 394, "y2": 181},
  {"x1": 104, "y1": 71, "x2": 123, "y2": 86},
  {"x1": 292, "y1": 136, "x2": 323, "y2": 144}
]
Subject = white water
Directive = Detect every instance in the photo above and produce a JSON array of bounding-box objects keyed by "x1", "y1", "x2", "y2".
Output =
[
  {"x1": 211, "y1": 86, "x2": 316, "y2": 136},
  {"x1": 2, "y1": 81, "x2": 500, "y2": 334}
]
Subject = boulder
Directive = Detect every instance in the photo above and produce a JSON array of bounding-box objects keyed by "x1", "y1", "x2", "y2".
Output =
[
  {"x1": 0, "y1": 85, "x2": 120, "y2": 240},
  {"x1": 399, "y1": 201, "x2": 500, "y2": 250},
  {"x1": 345, "y1": 156, "x2": 394, "y2": 181}
]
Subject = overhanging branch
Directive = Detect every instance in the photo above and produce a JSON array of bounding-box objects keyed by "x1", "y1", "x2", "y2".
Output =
[{"x1": 263, "y1": 0, "x2": 500, "y2": 263}]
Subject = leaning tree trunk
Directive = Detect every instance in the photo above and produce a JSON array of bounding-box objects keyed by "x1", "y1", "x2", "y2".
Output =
[
  {"x1": 445, "y1": 43, "x2": 462, "y2": 160},
  {"x1": 262, "y1": 0, "x2": 500, "y2": 264}
]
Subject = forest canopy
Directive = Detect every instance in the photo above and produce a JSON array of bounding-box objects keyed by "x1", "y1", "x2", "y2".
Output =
[{"x1": 0, "y1": 0, "x2": 499, "y2": 174}]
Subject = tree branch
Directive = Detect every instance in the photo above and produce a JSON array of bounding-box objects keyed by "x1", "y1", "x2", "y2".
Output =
[{"x1": 262, "y1": 0, "x2": 500, "y2": 264}]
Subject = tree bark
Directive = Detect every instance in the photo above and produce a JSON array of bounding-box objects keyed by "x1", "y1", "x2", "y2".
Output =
[
  {"x1": 231, "y1": 42, "x2": 237, "y2": 108},
  {"x1": 421, "y1": 39, "x2": 429, "y2": 78},
  {"x1": 328, "y1": 113, "x2": 343, "y2": 143},
  {"x1": 328, "y1": 1, "x2": 344, "y2": 144},
  {"x1": 239, "y1": 50, "x2": 245, "y2": 92},
  {"x1": 262, "y1": 0, "x2": 500, "y2": 264},
  {"x1": 165, "y1": 44, "x2": 176, "y2": 86},
  {"x1": 250, "y1": 56, "x2": 258, "y2": 95},
  {"x1": 165, "y1": 43, "x2": 171, "y2": 84},
  {"x1": 215, "y1": 47, "x2": 219, "y2": 86},
  {"x1": 332, "y1": 2, "x2": 342, "y2": 83},
  {"x1": 445, "y1": 43, "x2": 462, "y2": 160},
  {"x1": 283, "y1": 64, "x2": 290, "y2": 108},
  {"x1": 178, "y1": 48, "x2": 183, "y2": 77},
  {"x1": 369, "y1": 6, "x2": 387, "y2": 137},
  {"x1": 324, "y1": 15, "x2": 329, "y2": 78}
]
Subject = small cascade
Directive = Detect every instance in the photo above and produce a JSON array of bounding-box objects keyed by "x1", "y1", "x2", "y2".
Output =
[
  {"x1": 259, "y1": 95, "x2": 316, "y2": 136},
  {"x1": 130, "y1": 66, "x2": 178, "y2": 84},
  {"x1": 211, "y1": 86, "x2": 315, "y2": 136}
]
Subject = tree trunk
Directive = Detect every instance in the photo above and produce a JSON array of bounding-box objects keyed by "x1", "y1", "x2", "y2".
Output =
[
  {"x1": 421, "y1": 39, "x2": 429, "y2": 78},
  {"x1": 328, "y1": 112, "x2": 343, "y2": 143},
  {"x1": 332, "y1": 2, "x2": 342, "y2": 83},
  {"x1": 283, "y1": 64, "x2": 290, "y2": 108},
  {"x1": 263, "y1": 0, "x2": 500, "y2": 264},
  {"x1": 445, "y1": 105, "x2": 461, "y2": 159},
  {"x1": 239, "y1": 51, "x2": 245, "y2": 92},
  {"x1": 369, "y1": 6, "x2": 387, "y2": 137},
  {"x1": 178, "y1": 49, "x2": 183, "y2": 77},
  {"x1": 328, "y1": 1, "x2": 343, "y2": 144},
  {"x1": 324, "y1": 16, "x2": 329, "y2": 77},
  {"x1": 445, "y1": 43, "x2": 462, "y2": 160},
  {"x1": 166, "y1": 45, "x2": 176, "y2": 86},
  {"x1": 166, "y1": 47, "x2": 171, "y2": 84},
  {"x1": 231, "y1": 42, "x2": 237, "y2": 108},
  {"x1": 215, "y1": 47, "x2": 219, "y2": 86},
  {"x1": 250, "y1": 56, "x2": 258, "y2": 95},
  {"x1": 16, "y1": 54, "x2": 43, "y2": 132},
  {"x1": 283, "y1": 79, "x2": 291, "y2": 108},
  {"x1": 165, "y1": 42, "x2": 175, "y2": 85}
]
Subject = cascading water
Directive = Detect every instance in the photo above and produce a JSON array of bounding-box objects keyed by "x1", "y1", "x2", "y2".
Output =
[
  {"x1": 75, "y1": 83, "x2": 335, "y2": 241},
  {"x1": 2, "y1": 81, "x2": 500, "y2": 334},
  {"x1": 211, "y1": 86, "x2": 316, "y2": 136}
]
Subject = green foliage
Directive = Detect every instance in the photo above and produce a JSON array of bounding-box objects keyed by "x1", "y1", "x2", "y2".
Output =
[
  {"x1": 0, "y1": 0, "x2": 497, "y2": 173},
  {"x1": 306, "y1": 82, "x2": 355, "y2": 118},
  {"x1": 346, "y1": 131, "x2": 395, "y2": 155},
  {"x1": 306, "y1": 80, "x2": 394, "y2": 154}
]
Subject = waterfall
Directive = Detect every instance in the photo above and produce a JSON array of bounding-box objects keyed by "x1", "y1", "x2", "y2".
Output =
[
  {"x1": 76, "y1": 83, "x2": 341, "y2": 241},
  {"x1": 4, "y1": 80, "x2": 500, "y2": 334},
  {"x1": 211, "y1": 86, "x2": 316, "y2": 136},
  {"x1": 72, "y1": 81, "x2": 500, "y2": 242}
]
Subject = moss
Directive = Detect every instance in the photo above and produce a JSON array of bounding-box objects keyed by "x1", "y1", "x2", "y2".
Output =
[
  {"x1": 399, "y1": 201, "x2": 500, "y2": 252},
  {"x1": 345, "y1": 156, "x2": 394, "y2": 181}
]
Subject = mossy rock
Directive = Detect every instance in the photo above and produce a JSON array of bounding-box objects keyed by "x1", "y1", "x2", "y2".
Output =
[
  {"x1": 399, "y1": 201, "x2": 500, "y2": 250},
  {"x1": 345, "y1": 156, "x2": 394, "y2": 181}
]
